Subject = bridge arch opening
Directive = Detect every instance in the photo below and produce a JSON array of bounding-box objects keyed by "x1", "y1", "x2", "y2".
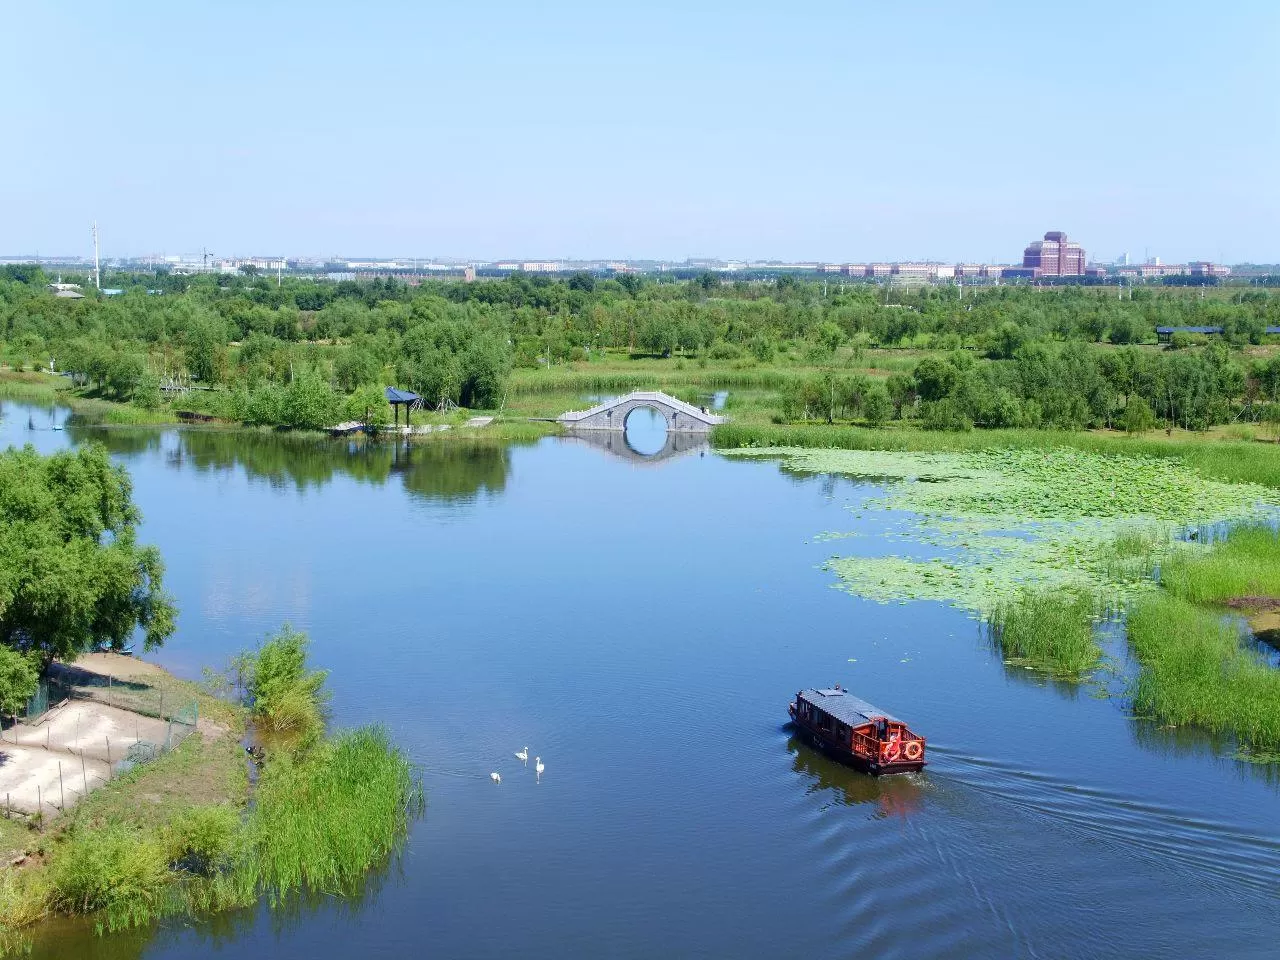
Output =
[{"x1": 623, "y1": 405, "x2": 669, "y2": 457}]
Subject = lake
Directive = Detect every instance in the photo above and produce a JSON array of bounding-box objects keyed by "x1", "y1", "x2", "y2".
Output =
[{"x1": 5, "y1": 399, "x2": 1280, "y2": 960}]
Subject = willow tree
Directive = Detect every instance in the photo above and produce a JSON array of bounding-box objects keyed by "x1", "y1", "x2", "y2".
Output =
[{"x1": 0, "y1": 444, "x2": 175, "y2": 663}]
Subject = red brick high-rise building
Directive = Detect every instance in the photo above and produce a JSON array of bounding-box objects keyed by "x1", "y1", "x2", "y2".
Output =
[{"x1": 1022, "y1": 230, "x2": 1086, "y2": 277}]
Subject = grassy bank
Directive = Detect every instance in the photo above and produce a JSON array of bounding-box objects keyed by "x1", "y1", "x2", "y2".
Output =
[
  {"x1": 0, "y1": 631, "x2": 422, "y2": 945},
  {"x1": 0, "y1": 372, "x2": 179, "y2": 425}
]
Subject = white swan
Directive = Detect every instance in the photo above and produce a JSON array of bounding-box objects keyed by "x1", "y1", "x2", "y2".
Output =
[
  {"x1": 515, "y1": 746, "x2": 529, "y2": 763},
  {"x1": 490, "y1": 772, "x2": 502, "y2": 784},
  {"x1": 534, "y1": 757, "x2": 545, "y2": 777}
]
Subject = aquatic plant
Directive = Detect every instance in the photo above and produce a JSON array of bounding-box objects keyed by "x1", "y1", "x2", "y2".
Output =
[
  {"x1": 734, "y1": 446, "x2": 1276, "y2": 613},
  {"x1": 1159, "y1": 525, "x2": 1280, "y2": 605},
  {"x1": 249, "y1": 726, "x2": 424, "y2": 900},
  {"x1": 1127, "y1": 595, "x2": 1280, "y2": 754},
  {"x1": 987, "y1": 589, "x2": 1101, "y2": 676}
]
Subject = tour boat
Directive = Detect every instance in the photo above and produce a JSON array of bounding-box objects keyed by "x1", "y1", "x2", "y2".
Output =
[{"x1": 787, "y1": 686, "x2": 926, "y2": 775}]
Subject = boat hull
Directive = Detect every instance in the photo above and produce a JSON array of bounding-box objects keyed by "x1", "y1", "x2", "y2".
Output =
[{"x1": 788, "y1": 718, "x2": 925, "y2": 776}]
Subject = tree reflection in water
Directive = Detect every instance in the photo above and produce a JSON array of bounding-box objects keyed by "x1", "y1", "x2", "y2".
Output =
[{"x1": 65, "y1": 425, "x2": 525, "y2": 505}]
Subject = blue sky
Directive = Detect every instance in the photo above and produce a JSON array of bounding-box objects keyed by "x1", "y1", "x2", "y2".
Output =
[{"x1": 2, "y1": 1, "x2": 1276, "y2": 263}]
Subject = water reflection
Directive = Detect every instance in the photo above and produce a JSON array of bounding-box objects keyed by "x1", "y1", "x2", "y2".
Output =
[
  {"x1": 786, "y1": 734, "x2": 925, "y2": 817},
  {"x1": 64, "y1": 426, "x2": 519, "y2": 504},
  {"x1": 562, "y1": 428, "x2": 707, "y2": 466},
  {"x1": 622, "y1": 407, "x2": 667, "y2": 456}
]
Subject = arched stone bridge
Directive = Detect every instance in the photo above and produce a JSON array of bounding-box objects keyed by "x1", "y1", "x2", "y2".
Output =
[{"x1": 556, "y1": 391, "x2": 727, "y2": 433}]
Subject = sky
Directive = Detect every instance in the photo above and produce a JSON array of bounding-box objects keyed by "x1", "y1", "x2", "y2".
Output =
[{"x1": 2, "y1": 1, "x2": 1276, "y2": 264}]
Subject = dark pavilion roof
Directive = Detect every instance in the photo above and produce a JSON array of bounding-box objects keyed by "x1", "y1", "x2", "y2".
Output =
[
  {"x1": 798, "y1": 688, "x2": 899, "y2": 727},
  {"x1": 385, "y1": 387, "x2": 421, "y2": 404}
]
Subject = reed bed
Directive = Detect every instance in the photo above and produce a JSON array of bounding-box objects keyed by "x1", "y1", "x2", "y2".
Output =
[
  {"x1": 1127, "y1": 595, "x2": 1280, "y2": 754},
  {"x1": 1159, "y1": 525, "x2": 1280, "y2": 604},
  {"x1": 987, "y1": 589, "x2": 1101, "y2": 676},
  {"x1": 250, "y1": 726, "x2": 424, "y2": 901}
]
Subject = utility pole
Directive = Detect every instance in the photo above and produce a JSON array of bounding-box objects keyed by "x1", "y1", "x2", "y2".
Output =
[{"x1": 91, "y1": 221, "x2": 101, "y2": 290}]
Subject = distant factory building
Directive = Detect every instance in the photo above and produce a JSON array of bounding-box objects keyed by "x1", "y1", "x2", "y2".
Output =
[{"x1": 1022, "y1": 230, "x2": 1086, "y2": 277}]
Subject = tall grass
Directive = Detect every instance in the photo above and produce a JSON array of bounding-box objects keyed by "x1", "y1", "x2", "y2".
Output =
[
  {"x1": 987, "y1": 589, "x2": 1101, "y2": 676},
  {"x1": 1160, "y1": 525, "x2": 1280, "y2": 604},
  {"x1": 46, "y1": 826, "x2": 172, "y2": 933},
  {"x1": 1127, "y1": 595, "x2": 1280, "y2": 753},
  {"x1": 249, "y1": 726, "x2": 423, "y2": 900}
]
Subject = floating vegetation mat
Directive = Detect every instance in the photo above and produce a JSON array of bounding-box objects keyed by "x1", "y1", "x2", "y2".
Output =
[{"x1": 728, "y1": 447, "x2": 1280, "y2": 613}]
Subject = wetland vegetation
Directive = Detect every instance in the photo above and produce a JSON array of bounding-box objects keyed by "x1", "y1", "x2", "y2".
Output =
[
  {"x1": 0, "y1": 445, "x2": 422, "y2": 948},
  {"x1": 3, "y1": 266, "x2": 1280, "y2": 442}
]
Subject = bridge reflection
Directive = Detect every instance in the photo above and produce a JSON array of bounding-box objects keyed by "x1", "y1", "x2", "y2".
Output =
[{"x1": 559, "y1": 428, "x2": 710, "y2": 465}]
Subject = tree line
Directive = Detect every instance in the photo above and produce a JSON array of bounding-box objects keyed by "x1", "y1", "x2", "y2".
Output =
[{"x1": 2, "y1": 265, "x2": 1278, "y2": 431}]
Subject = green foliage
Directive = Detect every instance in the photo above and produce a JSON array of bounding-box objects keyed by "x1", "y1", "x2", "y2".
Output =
[
  {"x1": 1159, "y1": 525, "x2": 1280, "y2": 604},
  {"x1": 0, "y1": 445, "x2": 175, "y2": 662},
  {"x1": 1123, "y1": 395, "x2": 1157, "y2": 433},
  {"x1": 1128, "y1": 595, "x2": 1280, "y2": 752},
  {"x1": 243, "y1": 625, "x2": 329, "y2": 735},
  {"x1": 250, "y1": 726, "x2": 422, "y2": 900},
  {"x1": 162, "y1": 805, "x2": 243, "y2": 876},
  {"x1": 987, "y1": 589, "x2": 1101, "y2": 676},
  {"x1": 3, "y1": 267, "x2": 1275, "y2": 432},
  {"x1": 47, "y1": 826, "x2": 170, "y2": 931},
  {"x1": 0, "y1": 647, "x2": 38, "y2": 716}
]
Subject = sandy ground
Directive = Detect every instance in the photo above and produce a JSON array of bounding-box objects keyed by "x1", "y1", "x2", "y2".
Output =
[{"x1": 0, "y1": 658, "x2": 179, "y2": 817}]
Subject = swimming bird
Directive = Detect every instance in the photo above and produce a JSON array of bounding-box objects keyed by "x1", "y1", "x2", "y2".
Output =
[
  {"x1": 490, "y1": 772, "x2": 502, "y2": 784},
  {"x1": 515, "y1": 746, "x2": 529, "y2": 763},
  {"x1": 534, "y1": 757, "x2": 545, "y2": 777}
]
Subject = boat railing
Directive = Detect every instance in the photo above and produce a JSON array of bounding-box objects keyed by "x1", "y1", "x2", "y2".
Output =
[{"x1": 851, "y1": 730, "x2": 879, "y2": 756}]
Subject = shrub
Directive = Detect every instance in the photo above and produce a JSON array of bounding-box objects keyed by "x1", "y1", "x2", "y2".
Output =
[
  {"x1": 920, "y1": 398, "x2": 973, "y2": 432},
  {"x1": 47, "y1": 826, "x2": 170, "y2": 930},
  {"x1": 162, "y1": 806, "x2": 243, "y2": 876},
  {"x1": 244, "y1": 625, "x2": 329, "y2": 735}
]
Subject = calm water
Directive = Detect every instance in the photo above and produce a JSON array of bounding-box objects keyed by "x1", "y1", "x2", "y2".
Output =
[{"x1": 5, "y1": 400, "x2": 1280, "y2": 960}]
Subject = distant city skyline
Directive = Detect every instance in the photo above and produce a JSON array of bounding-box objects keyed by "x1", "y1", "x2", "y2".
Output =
[{"x1": 2, "y1": 2, "x2": 1275, "y2": 263}]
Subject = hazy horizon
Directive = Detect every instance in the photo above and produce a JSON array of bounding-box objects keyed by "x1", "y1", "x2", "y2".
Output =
[{"x1": 3, "y1": 1, "x2": 1276, "y2": 264}]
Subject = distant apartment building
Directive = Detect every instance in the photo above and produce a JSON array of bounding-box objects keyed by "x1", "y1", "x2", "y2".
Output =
[
  {"x1": 1022, "y1": 231, "x2": 1086, "y2": 277},
  {"x1": 1189, "y1": 261, "x2": 1231, "y2": 278}
]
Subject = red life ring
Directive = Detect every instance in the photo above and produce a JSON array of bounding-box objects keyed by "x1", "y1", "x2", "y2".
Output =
[
  {"x1": 881, "y1": 739, "x2": 901, "y2": 763},
  {"x1": 904, "y1": 740, "x2": 923, "y2": 761}
]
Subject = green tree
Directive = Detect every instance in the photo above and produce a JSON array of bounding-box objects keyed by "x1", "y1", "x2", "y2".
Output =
[
  {"x1": 0, "y1": 647, "x2": 39, "y2": 718},
  {"x1": 1123, "y1": 396, "x2": 1157, "y2": 433},
  {"x1": 913, "y1": 356, "x2": 957, "y2": 402},
  {"x1": 334, "y1": 347, "x2": 381, "y2": 392},
  {"x1": 862, "y1": 382, "x2": 892, "y2": 425},
  {"x1": 0, "y1": 445, "x2": 175, "y2": 663}
]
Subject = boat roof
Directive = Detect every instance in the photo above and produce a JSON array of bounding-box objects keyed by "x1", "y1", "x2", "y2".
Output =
[{"x1": 798, "y1": 688, "x2": 900, "y2": 726}]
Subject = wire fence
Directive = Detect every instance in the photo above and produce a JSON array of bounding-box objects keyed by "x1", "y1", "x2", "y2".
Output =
[{"x1": 2, "y1": 668, "x2": 200, "y2": 826}]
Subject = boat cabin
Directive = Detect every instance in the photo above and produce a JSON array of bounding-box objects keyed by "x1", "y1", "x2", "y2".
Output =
[{"x1": 788, "y1": 686, "x2": 926, "y2": 775}]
